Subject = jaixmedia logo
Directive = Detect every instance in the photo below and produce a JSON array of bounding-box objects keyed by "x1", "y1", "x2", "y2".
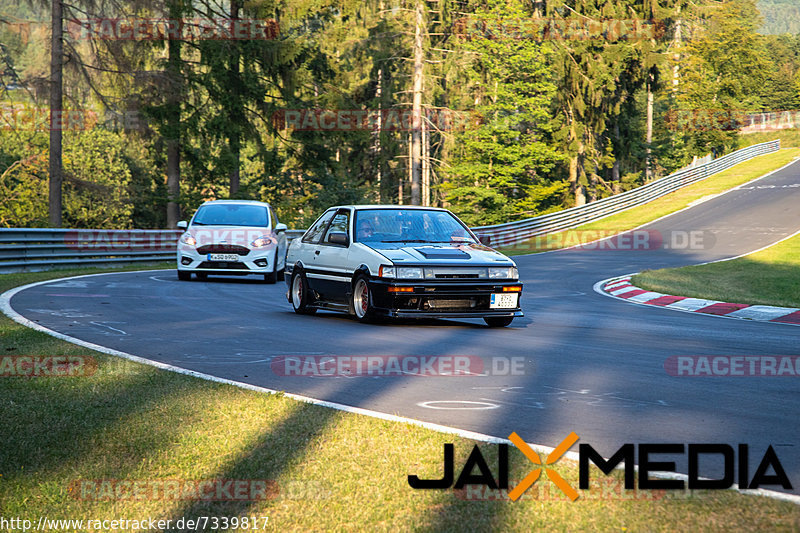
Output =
[{"x1": 408, "y1": 433, "x2": 792, "y2": 501}]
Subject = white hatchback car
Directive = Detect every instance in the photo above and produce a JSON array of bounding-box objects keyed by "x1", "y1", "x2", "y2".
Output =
[
  {"x1": 285, "y1": 205, "x2": 523, "y2": 326},
  {"x1": 176, "y1": 200, "x2": 287, "y2": 283}
]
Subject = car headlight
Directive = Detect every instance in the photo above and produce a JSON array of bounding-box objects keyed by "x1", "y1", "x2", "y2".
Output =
[
  {"x1": 488, "y1": 266, "x2": 518, "y2": 279},
  {"x1": 180, "y1": 233, "x2": 197, "y2": 247},
  {"x1": 251, "y1": 236, "x2": 273, "y2": 248},
  {"x1": 379, "y1": 265, "x2": 396, "y2": 278},
  {"x1": 397, "y1": 267, "x2": 423, "y2": 279}
]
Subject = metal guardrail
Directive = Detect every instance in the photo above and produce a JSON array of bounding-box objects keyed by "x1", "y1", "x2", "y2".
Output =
[
  {"x1": 0, "y1": 228, "x2": 306, "y2": 274},
  {"x1": 0, "y1": 140, "x2": 780, "y2": 272},
  {"x1": 471, "y1": 140, "x2": 781, "y2": 247}
]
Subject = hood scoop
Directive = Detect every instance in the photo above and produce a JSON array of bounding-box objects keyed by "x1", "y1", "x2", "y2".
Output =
[{"x1": 414, "y1": 247, "x2": 471, "y2": 260}]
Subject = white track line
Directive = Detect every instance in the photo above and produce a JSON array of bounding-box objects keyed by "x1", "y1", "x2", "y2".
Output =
[{"x1": 2, "y1": 269, "x2": 799, "y2": 504}]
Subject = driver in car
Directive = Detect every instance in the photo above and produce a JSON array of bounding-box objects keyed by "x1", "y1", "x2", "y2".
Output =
[{"x1": 358, "y1": 219, "x2": 376, "y2": 241}]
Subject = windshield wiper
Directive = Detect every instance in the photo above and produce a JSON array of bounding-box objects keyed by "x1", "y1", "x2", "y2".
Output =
[{"x1": 380, "y1": 239, "x2": 431, "y2": 243}]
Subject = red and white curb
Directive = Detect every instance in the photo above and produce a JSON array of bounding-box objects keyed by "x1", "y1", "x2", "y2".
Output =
[{"x1": 595, "y1": 275, "x2": 800, "y2": 326}]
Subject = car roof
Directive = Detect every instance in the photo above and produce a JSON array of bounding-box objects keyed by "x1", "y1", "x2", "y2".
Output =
[
  {"x1": 199, "y1": 199, "x2": 271, "y2": 207},
  {"x1": 330, "y1": 204, "x2": 450, "y2": 211}
]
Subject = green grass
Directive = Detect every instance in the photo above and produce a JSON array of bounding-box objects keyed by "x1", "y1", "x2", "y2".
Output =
[
  {"x1": 2, "y1": 266, "x2": 800, "y2": 531},
  {"x1": 738, "y1": 129, "x2": 800, "y2": 149},
  {"x1": 501, "y1": 148, "x2": 800, "y2": 256},
  {"x1": 633, "y1": 231, "x2": 800, "y2": 309}
]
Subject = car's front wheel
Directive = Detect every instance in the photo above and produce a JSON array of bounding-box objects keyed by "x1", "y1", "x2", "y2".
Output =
[
  {"x1": 351, "y1": 275, "x2": 377, "y2": 323},
  {"x1": 484, "y1": 316, "x2": 513, "y2": 327},
  {"x1": 290, "y1": 270, "x2": 316, "y2": 315},
  {"x1": 177, "y1": 270, "x2": 191, "y2": 281}
]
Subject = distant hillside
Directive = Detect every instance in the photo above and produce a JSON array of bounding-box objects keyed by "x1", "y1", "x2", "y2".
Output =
[{"x1": 758, "y1": 0, "x2": 800, "y2": 34}]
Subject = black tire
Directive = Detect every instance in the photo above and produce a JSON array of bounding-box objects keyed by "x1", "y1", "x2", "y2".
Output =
[
  {"x1": 290, "y1": 270, "x2": 316, "y2": 315},
  {"x1": 484, "y1": 316, "x2": 514, "y2": 327},
  {"x1": 264, "y1": 250, "x2": 279, "y2": 284},
  {"x1": 177, "y1": 270, "x2": 191, "y2": 281},
  {"x1": 351, "y1": 274, "x2": 378, "y2": 323}
]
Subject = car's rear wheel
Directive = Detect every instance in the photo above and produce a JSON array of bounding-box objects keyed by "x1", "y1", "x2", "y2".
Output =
[
  {"x1": 352, "y1": 275, "x2": 377, "y2": 323},
  {"x1": 290, "y1": 270, "x2": 316, "y2": 314},
  {"x1": 484, "y1": 316, "x2": 513, "y2": 327},
  {"x1": 177, "y1": 270, "x2": 191, "y2": 281}
]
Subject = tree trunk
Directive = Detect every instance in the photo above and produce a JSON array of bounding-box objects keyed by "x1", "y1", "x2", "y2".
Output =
[
  {"x1": 612, "y1": 121, "x2": 621, "y2": 194},
  {"x1": 646, "y1": 73, "x2": 654, "y2": 182},
  {"x1": 374, "y1": 68, "x2": 383, "y2": 202},
  {"x1": 165, "y1": 0, "x2": 182, "y2": 227},
  {"x1": 672, "y1": 4, "x2": 682, "y2": 97},
  {"x1": 422, "y1": 114, "x2": 430, "y2": 206},
  {"x1": 48, "y1": 0, "x2": 62, "y2": 227},
  {"x1": 410, "y1": 0, "x2": 424, "y2": 205},
  {"x1": 229, "y1": 0, "x2": 241, "y2": 197}
]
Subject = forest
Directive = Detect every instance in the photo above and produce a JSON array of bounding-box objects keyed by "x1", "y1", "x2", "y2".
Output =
[{"x1": 1, "y1": 0, "x2": 799, "y2": 229}]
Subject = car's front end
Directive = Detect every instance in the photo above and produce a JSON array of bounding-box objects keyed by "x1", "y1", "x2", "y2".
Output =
[
  {"x1": 177, "y1": 228, "x2": 280, "y2": 277},
  {"x1": 365, "y1": 263, "x2": 523, "y2": 319}
]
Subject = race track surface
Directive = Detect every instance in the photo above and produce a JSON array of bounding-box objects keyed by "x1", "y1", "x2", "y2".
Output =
[{"x1": 9, "y1": 159, "x2": 800, "y2": 493}]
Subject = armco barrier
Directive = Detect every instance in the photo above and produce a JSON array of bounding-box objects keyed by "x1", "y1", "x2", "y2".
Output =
[
  {"x1": 0, "y1": 139, "x2": 780, "y2": 272},
  {"x1": 0, "y1": 228, "x2": 306, "y2": 274},
  {"x1": 471, "y1": 140, "x2": 780, "y2": 247}
]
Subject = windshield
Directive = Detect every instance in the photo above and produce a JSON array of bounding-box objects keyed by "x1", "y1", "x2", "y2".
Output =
[
  {"x1": 192, "y1": 204, "x2": 269, "y2": 227},
  {"x1": 354, "y1": 209, "x2": 476, "y2": 244}
]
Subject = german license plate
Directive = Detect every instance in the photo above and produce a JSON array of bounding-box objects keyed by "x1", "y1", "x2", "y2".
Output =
[
  {"x1": 208, "y1": 253, "x2": 238, "y2": 261},
  {"x1": 490, "y1": 293, "x2": 518, "y2": 309}
]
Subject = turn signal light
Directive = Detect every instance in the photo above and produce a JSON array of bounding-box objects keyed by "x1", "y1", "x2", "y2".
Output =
[
  {"x1": 388, "y1": 286, "x2": 414, "y2": 293},
  {"x1": 502, "y1": 286, "x2": 522, "y2": 292}
]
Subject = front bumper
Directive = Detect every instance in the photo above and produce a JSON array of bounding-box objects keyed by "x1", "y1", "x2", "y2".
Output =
[
  {"x1": 176, "y1": 244, "x2": 276, "y2": 275},
  {"x1": 368, "y1": 279, "x2": 523, "y2": 318}
]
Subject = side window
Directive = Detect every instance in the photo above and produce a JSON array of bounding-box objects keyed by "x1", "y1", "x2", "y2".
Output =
[
  {"x1": 323, "y1": 210, "x2": 350, "y2": 244},
  {"x1": 302, "y1": 210, "x2": 336, "y2": 244},
  {"x1": 269, "y1": 207, "x2": 278, "y2": 229}
]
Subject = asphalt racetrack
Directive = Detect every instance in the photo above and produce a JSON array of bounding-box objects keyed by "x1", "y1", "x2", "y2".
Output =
[{"x1": 8, "y1": 159, "x2": 800, "y2": 494}]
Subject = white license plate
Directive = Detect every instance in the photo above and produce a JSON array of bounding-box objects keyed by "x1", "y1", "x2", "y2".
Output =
[
  {"x1": 490, "y1": 293, "x2": 518, "y2": 309},
  {"x1": 208, "y1": 253, "x2": 239, "y2": 261}
]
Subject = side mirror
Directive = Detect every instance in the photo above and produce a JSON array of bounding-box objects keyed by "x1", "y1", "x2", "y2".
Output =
[
  {"x1": 177, "y1": 221, "x2": 188, "y2": 229},
  {"x1": 275, "y1": 223, "x2": 287, "y2": 233},
  {"x1": 328, "y1": 232, "x2": 349, "y2": 246},
  {"x1": 478, "y1": 234, "x2": 492, "y2": 246}
]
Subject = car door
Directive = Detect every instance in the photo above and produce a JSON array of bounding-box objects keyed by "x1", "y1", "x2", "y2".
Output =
[
  {"x1": 312, "y1": 208, "x2": 353, "y2": 303},
  {"x1": 289, "y1": 208, "x2": 336, "y2": 279}
]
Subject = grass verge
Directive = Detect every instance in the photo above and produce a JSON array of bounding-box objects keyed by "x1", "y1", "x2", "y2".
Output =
[
  {"x1": 632, "y1": 231, "x2": 800, "y2": 309},
  {"x1": 501, "y1": 148, "x2": 800, "y2": 256},
  {"x1": 1, "y1": 266, "x2": 799, "y2": 532}
]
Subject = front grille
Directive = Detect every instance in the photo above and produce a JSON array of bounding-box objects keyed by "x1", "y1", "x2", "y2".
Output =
[
  {"x1": 197, "y1": 244, "x2": 250, "y2": 256},
  {"x1": 425, "y1": 299, "x2": 476, "y2": 310},
  {"x1": 434, "y1": 274, "x2": 480, "y2": 279},
  {"x1": 197, "y1": 261, "x2": 250, "y2": 270}
]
